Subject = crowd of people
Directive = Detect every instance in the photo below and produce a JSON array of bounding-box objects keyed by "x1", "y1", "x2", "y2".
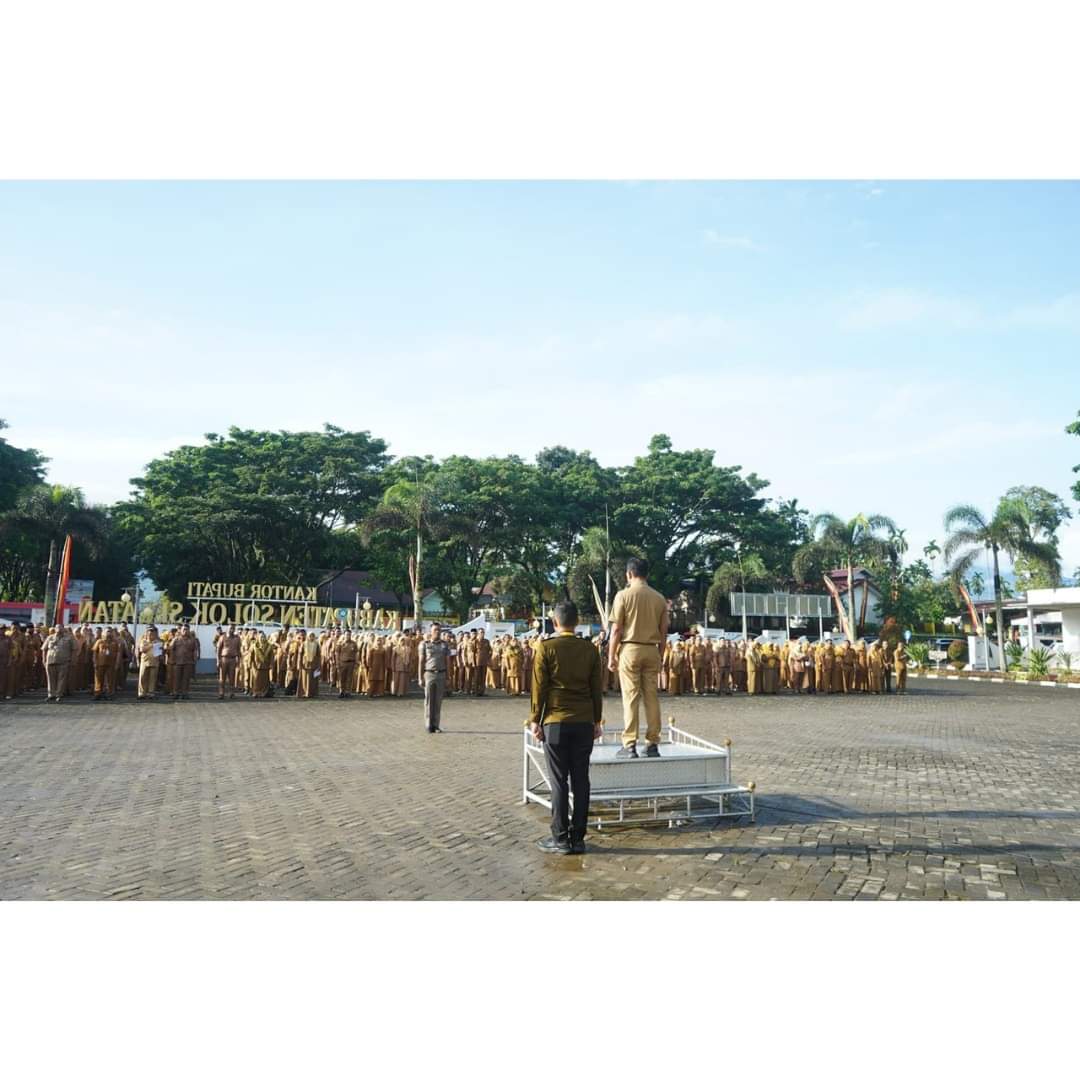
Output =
[
  {"x1": 621, "y1": 633, "x2": 910, "y2": 695},
  {"x1": 0, "y1": 619, "x2": 908, "y2": 703}
]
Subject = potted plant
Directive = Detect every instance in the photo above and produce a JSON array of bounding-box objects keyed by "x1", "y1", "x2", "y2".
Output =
[
  {"x1": 947, "y1": 639, "x2": 968, "y2": 671},
  {"x1": 1028, "y1": 646, "x2": 1053, "y2": 680},
  {"x1": 906, "y1": 642, "x2": 930, "y2": 670}
]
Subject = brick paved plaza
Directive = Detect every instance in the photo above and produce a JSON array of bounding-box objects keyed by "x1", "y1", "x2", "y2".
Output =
[{"x1": 2, "y1": 679, "x2": 1079, "y2": 900}]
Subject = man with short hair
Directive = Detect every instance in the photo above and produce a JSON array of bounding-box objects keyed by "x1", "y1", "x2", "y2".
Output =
[
  {"x1": 137, "y1": 626, "x2": 162, "y2": 700},
  {"x1": 474, "y1": 629, "x2": 491, "y2": 696},
  {"x1": 418, "y1": 622, "x2": 451, "y2": 732},
  {"x1": 92, "y1": 628, "x2": 118, "y2": 700},
  {"x1": 217, "y1": 624, "x2": 241, "y2": 700},
  {"x1": 607, "y1": 557, "x2": 668, "y2": 759},
  {"x1": 169, "y1": 623, "x2": 199, "y2": 700},
  {"x1": 529, "y1": 600, "x2": 603, "y2": 855}
]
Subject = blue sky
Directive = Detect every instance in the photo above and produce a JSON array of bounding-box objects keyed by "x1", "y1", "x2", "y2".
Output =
[{"x1": 3, "y1": 181, "x2": 1079, "y2": 577}]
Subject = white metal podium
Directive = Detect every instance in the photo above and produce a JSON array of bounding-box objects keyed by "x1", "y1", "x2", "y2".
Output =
[{"x1": 523, "y1": 719, "x2": 755, "y2": 828}]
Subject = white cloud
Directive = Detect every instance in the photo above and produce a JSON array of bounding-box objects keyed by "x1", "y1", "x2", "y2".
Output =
[
  {"x1": 839, "y1": 288, "x2": 1080, "y2": 334},
  {"x1": 702, "y1": 229, "x2": 761, "y2": 250},
  {"x1": 838, "y1": 288, "x2": 983, "y2": 331},
  {"x1": 1003, "y1": 291, "x2": 1080, "y2": 330}
]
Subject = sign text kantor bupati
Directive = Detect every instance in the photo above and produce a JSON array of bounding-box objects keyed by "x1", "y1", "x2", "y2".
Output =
[{"x1": 77, "y1": 581, "x2": 401, "y2": 629}]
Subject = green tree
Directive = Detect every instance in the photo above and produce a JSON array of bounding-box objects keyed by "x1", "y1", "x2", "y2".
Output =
[
  {"x1": 117, "y1": 425, "x2": 390, "y2": 596},
  {"x1": 432, "y1": 456, "x2": 529, "y2": 618},
  {"x1": 613, "y1": 434, "x2": 769, "y2": 598},
  {"x1": 0, "y1": 420, "x2": 48, "y2": 514},
  {"x1": 566, "y1": 525, "x2": 644, "y2": 623},
  {"x1": 534, "y1": 447, "x2": 617, "y2": 598},
  {"x1": 922, "y1": 538, "x2": 941, "y2": 577},
  {"x1": 998, "y1": 485, "x2": 1072, "y2": 590},
  {"x1": 943, "y1": 501, "x2": 1061, "y2": 672},
  {"x1": 793, "y1": 513, "x2": 896, "y2": 638},
  {"x1": 360, "y1": 464, "x2": 476, "y2": 624},
  {"x1": 878, "y1": 558, "x2": 956, "y2": 634},
  {"x1": 705, "y1": 552, "x2": 771, "y2": 623},
  {"x1": 0, "y1": 485, "x2": 108, "y2": 619},
  {"x1": 1066, "y1": 410, "x2": 1080, "y2": 503},
  {"x1": 723, "y1": 497, "x2": 809, "y2": 591}
]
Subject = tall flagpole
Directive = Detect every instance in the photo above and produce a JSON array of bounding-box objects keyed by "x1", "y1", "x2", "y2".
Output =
[
  {"x1": 604, "y1": 503, "x2": 611, "y2": 622},
  {"x1": 55, "y1": 535, "x2": 73, "y2": 626}
]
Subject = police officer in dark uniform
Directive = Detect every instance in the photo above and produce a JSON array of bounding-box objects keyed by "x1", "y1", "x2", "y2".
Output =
[
  {"x1": 528, "y1": 600, "x2": 603, "y2": 855},
  {"x1": 418, "y1": 622, "x2": 451, "y2": 732}
]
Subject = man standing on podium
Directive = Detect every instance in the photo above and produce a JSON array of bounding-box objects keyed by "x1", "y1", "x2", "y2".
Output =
[
  {"x1": 607, "y1": 557, "x2": 669, "y2": 758},
  {"x1": 528, "y1": 601, "x2": 603, "y2": 855}
]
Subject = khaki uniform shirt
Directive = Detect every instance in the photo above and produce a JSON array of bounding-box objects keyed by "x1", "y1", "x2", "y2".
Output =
[{"x1": 610, "y1": 580, "x2": 666, "y2": 644}]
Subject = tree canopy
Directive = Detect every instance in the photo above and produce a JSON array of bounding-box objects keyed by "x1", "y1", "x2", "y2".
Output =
[
  {"x1": 114, "y1": 425, "x2": 390, "y2": 598},
  {"x1": 2, "y1": 414, "x2": 1079, "y2": 639}
]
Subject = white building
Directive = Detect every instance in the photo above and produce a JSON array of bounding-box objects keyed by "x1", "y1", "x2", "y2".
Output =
[{"x1": 1020, "y1": 587, "x2": 1080, "y2": 656}]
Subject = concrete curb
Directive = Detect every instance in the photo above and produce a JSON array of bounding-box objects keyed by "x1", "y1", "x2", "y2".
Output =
[{"x1": 912, "y1": 672, "x2": 1080, "y2": 690}]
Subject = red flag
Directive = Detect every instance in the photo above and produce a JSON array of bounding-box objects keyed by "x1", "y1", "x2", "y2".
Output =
[
  {"x1": 956, "y1": 580, "x2": 983, "y2": 635},
  {"x1": 55, "y1": 534, "x2": 73, "y2": 626}
]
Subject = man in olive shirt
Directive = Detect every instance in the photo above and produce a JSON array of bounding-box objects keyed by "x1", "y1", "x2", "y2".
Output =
[
  {"x1": 607, "y1": 557, "x2": 669, "y2": 758},
  {"x1": 528, "y1": 601, "x2": 603, "y2": 855}
]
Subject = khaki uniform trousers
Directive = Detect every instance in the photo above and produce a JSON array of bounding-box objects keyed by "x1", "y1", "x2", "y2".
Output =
[
  {"x1": 174, "y1": 663, "x2": 194, "y2": 696},
  {"x1": 690, "y1": 663, "x2": 706, "y2": 694},
  {"x1": 299, "y1": 667, "x2": 319, "y2": 698},
  {"x1": 138, "y1": 660, "x2": 159, "y2": 698},
  {"x1": 424, "y1": 672, "x2": 446, "y2": 731},
  {"x1": 618, "y1": 643, "x2": 662, "y2": 749},
  {"x1": 338, "y1": 661, "x2": 355, "y2": 694},
  {"x1": 94, "y1": 663, "x2": 116, "y2": 697},
  {"x1": 46, "y1": 662, "x2": 70, "y2": 699},
  {"x1": 219, "y1": 658, "x2": 238, "y2": 695}
]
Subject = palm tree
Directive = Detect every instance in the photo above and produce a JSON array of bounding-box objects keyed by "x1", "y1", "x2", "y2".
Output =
[
  {"x1": 943, "y1": 502, "x2": 1061, "y2": 672},
  {"x1": 0, "y1": 484, "x2": 107, "y2": 622},
  {"x1": 923, "y1": 538, "x2": 941, "y2": 577},
  {"x1": 793, "y1": 513, "x2": 896, "y2": 639},
  {"x1": 360, "y1": 477, "x2": 475, "y2": 627},
  {"x1": 568, "y1": 525, "x2": 643, "y2": 624},
  {"x1": 705, "y1": 553, "x2": 770, "y2": 623}
]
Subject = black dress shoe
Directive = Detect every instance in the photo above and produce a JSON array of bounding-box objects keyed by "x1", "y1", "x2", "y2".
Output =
[
  {"x1": 644, "y1": 744, "x2": 661, "y2": 758},
  {"x1": 536, "y1": 836, "x2": 573, "y2": 855},
  {"x1": 569, "y1": 840, "x2": 587, "y2": 855},
  {"x1": 615, "y1": 745, "x2": 638, "y2": 759}
]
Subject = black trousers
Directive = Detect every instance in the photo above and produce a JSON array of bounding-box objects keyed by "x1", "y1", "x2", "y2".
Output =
[{"x1": 542, "y1": 722, "x2": 595, "y2": 844}]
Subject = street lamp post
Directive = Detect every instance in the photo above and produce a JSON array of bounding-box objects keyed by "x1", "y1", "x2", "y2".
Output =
[
  {"x1": 121, "y1": 581, "x2": 141, "y2": 653},
  {"x1": 735, "y1": 543, "x2": 748, "y2": 640}
]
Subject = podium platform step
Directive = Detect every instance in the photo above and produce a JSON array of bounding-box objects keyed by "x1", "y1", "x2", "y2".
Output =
[{"x1": 523, "y1": 721, "x2": 755, "y2": 827}]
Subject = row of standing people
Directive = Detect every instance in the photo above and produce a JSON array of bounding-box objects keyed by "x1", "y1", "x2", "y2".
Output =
[
  {"x1": 592, "y1": 633, "x2": 909, "y2": 695},
  {"x1": 207, "y1": 626, "x2": 542, "y2": 700},
  {"x1": 2, "y1": 623, "x2": 143, "y2": 701}
]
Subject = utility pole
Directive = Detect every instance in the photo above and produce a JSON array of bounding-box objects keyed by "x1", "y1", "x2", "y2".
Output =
[
  {"x1": 604, "y1": 502, "x2": 611, "y2": 620},
  {"x1": 736, "y1": 543, "x2": 748, "y2": 640}
]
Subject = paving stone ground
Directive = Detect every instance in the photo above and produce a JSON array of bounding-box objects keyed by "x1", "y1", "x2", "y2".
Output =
[{"x1": 2, "y1": 678, "x2": 1079, "y2": 900}]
